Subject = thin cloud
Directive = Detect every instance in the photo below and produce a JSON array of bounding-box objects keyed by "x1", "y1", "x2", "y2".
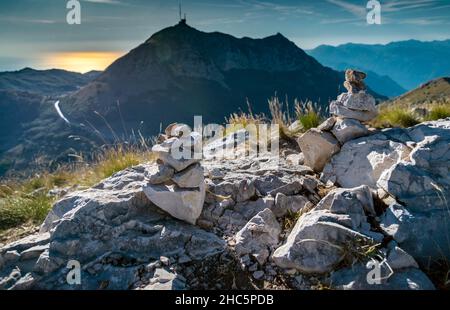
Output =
[
  {"x1": 383, "y1": 0, "x2": 438, "y2": 12},
  {"x1": 398, "y1": 16, "x2": 450, "y2": 25},
  {"x1": 326, "y1": 0, "x2": 366, "y2": 17},
  {"x1": 237, "y1": 0, "x2": 320, "y2": 17},
  {"x1": 0, "y1": 16, "x2": 57, "y2": 24},
  {"x1": 195, "y1": 17, "x2": 246, "y2": 26},
  {"x1": 83, "y1": 0, "x2": 125, "y2": 5},
  {"x1": 320, "y1": 16, "x2": 361, "y2": 25}
]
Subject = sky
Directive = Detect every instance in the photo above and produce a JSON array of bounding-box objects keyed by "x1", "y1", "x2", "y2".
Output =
[{"x1": 1, "y1": 0, "x2": 450, "y2": 72}]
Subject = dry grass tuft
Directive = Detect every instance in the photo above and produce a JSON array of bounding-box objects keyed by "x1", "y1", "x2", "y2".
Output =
[{"x1": 373, "y1": 102, "x2": 450, "y2": 128}]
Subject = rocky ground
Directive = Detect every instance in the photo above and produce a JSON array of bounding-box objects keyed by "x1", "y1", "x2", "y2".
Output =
[
  {"x1": 0, "y1": 118, "x2": 448, "y2": 290},
  {"x1": 0, "y1": 72, "x2": 449, "y2": 290}
]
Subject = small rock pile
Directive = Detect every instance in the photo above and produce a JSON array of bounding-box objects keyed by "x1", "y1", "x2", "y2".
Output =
[
  {"x1": 143, "y1": 123, "x2": 205, "y2": 225},
  {"x1": 297, "y1": 69, "x2": 378, "y2": 172},
  {"x1": 330, "y1": 69, "x2": 378, "y2": 122}
]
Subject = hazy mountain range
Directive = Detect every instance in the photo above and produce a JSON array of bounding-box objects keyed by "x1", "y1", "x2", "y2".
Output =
[
  {"x1": 308, "y1": 39, "x2": 450, "y2": 93},
  {"x1": 0, "y1": 70, "x2": 101, "y2": 175},
  {"x1": 0, "y1": 68, "x2": 101, "y2": 95}
]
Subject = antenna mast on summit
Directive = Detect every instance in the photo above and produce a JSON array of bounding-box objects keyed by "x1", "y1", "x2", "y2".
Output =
[{"x1": 179, "y1": 1, "x2": 186, "y2": 23}]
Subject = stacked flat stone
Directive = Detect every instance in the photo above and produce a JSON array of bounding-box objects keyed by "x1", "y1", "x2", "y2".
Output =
[
  {"x1": 143, "y1": 123, "x2": 205, "y2": 225},
  {"x1": 297, "y1": 70, "x2": 376, "y2": 172}
]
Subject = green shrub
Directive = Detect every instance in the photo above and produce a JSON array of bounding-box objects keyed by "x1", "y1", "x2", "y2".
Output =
[
  {"x1": 299, "y1": 110, "x2": 321, "y2": 130},
  {"x1": 377, "y1": 108, "x2": 419, "y2": 128},
  {"x1": 0, "y1": 194, "x2": 53, "y2": 231},
  {"x1": 425, "y1": 104, "x2": 450, "y2": 121},
  {"x1": 295, "y1": 100, "x2": 324, "y2": 131}
]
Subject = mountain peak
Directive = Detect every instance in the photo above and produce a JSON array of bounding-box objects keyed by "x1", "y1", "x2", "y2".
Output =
[
  {"x1": 20, "y1": 67, "x2": 35, "y2": 73},
  {"x1": 174, "y1": 18, "x2": 191, "y2": 29},
  {"x1": 145, "y1": 21, "x2": 199, "y2": 44}
]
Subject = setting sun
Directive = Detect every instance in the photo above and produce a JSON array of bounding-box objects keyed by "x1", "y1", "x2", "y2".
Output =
[{"x1": 43, "y1": 51, "x2": 123, "y2": 73}]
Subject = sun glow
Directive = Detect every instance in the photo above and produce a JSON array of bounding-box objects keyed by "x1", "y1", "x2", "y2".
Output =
[{"x1": 43, "y1": 51, "x2": 123, "y2": 73}]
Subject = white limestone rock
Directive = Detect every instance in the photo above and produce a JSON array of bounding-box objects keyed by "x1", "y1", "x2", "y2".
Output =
[
  {"x1": 297, "y1": 129, "x2": 340, "y2": 172},
  {"x1": 272, "y1": 210, "x2": 372, "y2": 274},
  {"x1": 143, "y1": 182, "x2": 205, "y2": 225},
  {"x1": 331, "y1": 118, "x2": 370, "y2": 144},
  {"x1": 235, "y1": 209, "x2": 281, "y2": 265}
]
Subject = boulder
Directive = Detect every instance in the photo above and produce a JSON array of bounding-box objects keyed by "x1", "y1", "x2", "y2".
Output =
[
  {"x1": 273, "y1": 193, "x2": 312, "y2": 218},
  {"x1": 330, "y1": 263, "x2": 435, "y2": 290},
  {"x1": 272, "y1": 210, "x2": 372, "y2": 274},
  {"x1": 235, "y1": 209, "x2": 281, "y2": 265},
  {"x1": 297, "y1": 129, "x2": 340, "y2": 172},
  {"x1": 316, "y1": 185, "x2": 375, "y2": 216},
  {"x1": 40, "y1": 165, "x2": 151, "y2": 232},
  {"x1": 315, "y1": 186, "x2": 374, "y2": 231},
  {"x1": 252, "y1": 175, "x2": 290, "y2": 196},
  {"x1": 331, "y1": 118, "x2": 370, "y2": 144},
  {"x1": 323, "y1": 119, "x2": 450, "y2": 266},
  {"x1": 387, "y1": 246, "x2": 419, "y2": 270},
  {"x1": 380, "y1": 202, "x2": 450, "y2": 266},
  {"x1": 377, "y1": 134, "x2": 450, "y2": 213},
  {"x1": 378, "y1": 162, "x2": 449, "y2": 213},
  {"x1": 322, "y1": 133, "x2": 411, "y2": 188}
]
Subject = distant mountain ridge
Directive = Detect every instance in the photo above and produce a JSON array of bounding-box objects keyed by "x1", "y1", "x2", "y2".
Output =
[
  {"x1": 384, "y1": 77, "x2": 450, "y2": 108},
  {"x1": 363, "y1": 70, "x2": 406, "y2": 98},
  {"x1": 0, "y1": 68, "x2": 101, "y2": 96},
  {"x1": 308, "y1": 39, "x2": 450, "y2": 91},
  {"x1": 0, "y1": 69, "x2": 101, "y2": 175}
]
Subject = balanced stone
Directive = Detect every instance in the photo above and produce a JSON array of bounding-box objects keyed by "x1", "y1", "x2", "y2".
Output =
[
  {"x1": 344, "y1": 69, "x2": 367, "y2": 93},
  {"x1": 331, "y1": 118, "x2": 370, "y2": 144},
  {"x1": 338, "y1": 92, "x2": 376, "y2": 112}
]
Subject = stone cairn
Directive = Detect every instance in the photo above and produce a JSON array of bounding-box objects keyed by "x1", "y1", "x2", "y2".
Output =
[
  {"x1": 297, "y1": 69, "x2": 378, "y2": 172},
  {"x1": 143, "y1": 123, "x2": 205, "y2": 225}
]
